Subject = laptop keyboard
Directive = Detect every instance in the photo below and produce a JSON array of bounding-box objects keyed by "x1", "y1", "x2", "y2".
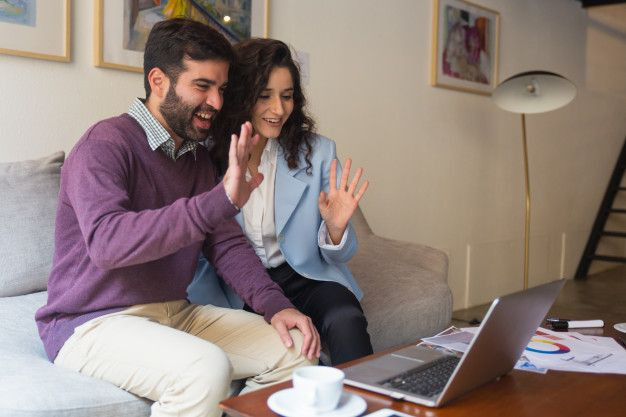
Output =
[{"x1": 380, "y1": 355, "x2": 461, "y2": 398}]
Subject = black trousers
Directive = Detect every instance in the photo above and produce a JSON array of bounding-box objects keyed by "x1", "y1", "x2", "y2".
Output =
[{"x1": 246, "y1": 262, "x2": 373, "y2": 365}]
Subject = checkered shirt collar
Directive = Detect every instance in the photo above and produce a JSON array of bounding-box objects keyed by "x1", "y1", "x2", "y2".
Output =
[{"x1": 128, "y1": 98, "x2": 200, "y2": 161}]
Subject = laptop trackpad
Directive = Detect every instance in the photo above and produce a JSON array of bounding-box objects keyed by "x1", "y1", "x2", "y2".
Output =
[{"x1": 345, "y1": 353, "x2": 425, "y2": 383}]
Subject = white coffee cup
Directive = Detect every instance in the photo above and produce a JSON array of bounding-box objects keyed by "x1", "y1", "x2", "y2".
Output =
[{"x1": 292, "y1": 366, "x2": 345, "y2": 413}]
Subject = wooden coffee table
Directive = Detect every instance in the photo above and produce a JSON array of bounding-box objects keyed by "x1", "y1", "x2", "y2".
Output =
[{"x1": 220, "y1": 321, "x2": 626, "y2": 417}]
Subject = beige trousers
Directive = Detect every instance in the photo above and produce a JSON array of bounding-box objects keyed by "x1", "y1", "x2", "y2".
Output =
[{"x1": 55, "y1": 300, "x2": 314, "y2": 417}]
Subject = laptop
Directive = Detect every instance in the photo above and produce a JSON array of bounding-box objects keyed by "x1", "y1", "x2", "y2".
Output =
[{"x1": 343, "y1": 279, "x2": 565, "y2": 407}]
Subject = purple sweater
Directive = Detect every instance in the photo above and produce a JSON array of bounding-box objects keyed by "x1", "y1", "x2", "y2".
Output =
[{"x1": 35, "y1": 114, "x2": 293, "y2": 361}]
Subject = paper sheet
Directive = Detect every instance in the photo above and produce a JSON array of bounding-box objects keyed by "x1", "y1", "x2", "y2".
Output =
[
  {"x1": 420, "y1": 326, "x2": 547, "y2": 373},
  {"x1": 420, "y1": 326, "x2": 626, "y2": 375},
  {"x1": 522, "y1": 328, "x2": 626, "y2": 374}
]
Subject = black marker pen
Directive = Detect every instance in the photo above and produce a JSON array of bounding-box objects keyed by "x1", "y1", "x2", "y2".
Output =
[{"x1": 546, "y1": 318, "x2": 604, "y2": 330}]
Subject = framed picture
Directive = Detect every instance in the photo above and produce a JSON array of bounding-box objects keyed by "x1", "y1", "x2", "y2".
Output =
[
  {"x1": 0, "y1": 0, "x2": 71, "y2": 62},
  {"x1": 94, "y1": 0, "x2": 269, "y2": 73},
  {"x1": 430, "y1": 0, "x2": 499, "y2": 95}
]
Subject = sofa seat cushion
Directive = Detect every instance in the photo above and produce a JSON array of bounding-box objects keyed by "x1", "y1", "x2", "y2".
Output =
[{"x1": 0, "y1": 292, "x2": 151, "y2": 417}]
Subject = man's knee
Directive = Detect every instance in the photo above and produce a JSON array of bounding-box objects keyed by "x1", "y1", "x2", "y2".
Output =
[
  {"x1": 267, "y1": 327, "x2": 318, "y2": 367},
  {"x1": 286, "y1": 328, "x2": 318, "y2": 366},
  {"x1": 191, "y1": 343, "x2": 232, "y2": 381},
  {"x1": 177, "y1": 343, "x2": 233, "y2": 398}
]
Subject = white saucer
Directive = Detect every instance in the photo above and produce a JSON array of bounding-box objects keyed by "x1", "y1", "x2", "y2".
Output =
[
  {"x1": 614, "y1": 323, "x2": 626, "y2": 333},
  {"x1": 267, "y1": 388, "x2": 367, "y2": 417}
]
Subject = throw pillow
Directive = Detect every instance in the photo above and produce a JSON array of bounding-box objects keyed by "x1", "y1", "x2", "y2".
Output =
[{"x1": 0, "y1": 152, "x2": 64, "y2": 297}]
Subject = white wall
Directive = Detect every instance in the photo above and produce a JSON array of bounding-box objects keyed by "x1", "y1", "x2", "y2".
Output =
[
  {"x1": 269, "y1": 0, "x2": 626, "y2": 308},
  {"x1": 0, "y1": 2, "x2": 144, "y2": 160},
  {"x1": 1, "y1": 0, "x2": 625, "y2": 310}
]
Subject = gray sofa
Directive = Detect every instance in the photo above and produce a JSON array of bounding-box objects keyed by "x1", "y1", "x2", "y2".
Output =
[{"x1": 0, "y1": 152, "x2": 452, "y2": 417}]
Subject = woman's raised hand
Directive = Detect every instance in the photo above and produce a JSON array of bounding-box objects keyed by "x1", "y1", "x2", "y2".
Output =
[{"x1": 318, "y1": 158, "x2": 369, "y2": 245}]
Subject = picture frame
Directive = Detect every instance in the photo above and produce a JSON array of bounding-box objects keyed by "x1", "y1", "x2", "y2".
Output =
[
  {"x1": 94, "y1": 0, "x2": 269, "y2": 73},
  {"x1": 0, "y1": 0, "x2": 71, "y2": 62},
  {"x1": 430, "y1": 0, "x2": 500, "y2": 95}
]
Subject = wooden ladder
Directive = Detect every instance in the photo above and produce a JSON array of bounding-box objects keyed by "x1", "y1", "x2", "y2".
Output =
[{"x1": 576, "y1": 136, "x2": 626, "y2": 279}]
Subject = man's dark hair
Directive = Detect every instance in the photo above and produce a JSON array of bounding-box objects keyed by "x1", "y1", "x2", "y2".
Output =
[{"x1": 143, "y1": 18, "x2": 235, "y2": 98}]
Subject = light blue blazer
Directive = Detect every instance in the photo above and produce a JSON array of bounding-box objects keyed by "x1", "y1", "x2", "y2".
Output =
[{"x1": 187, "y1": 134, "x2": 363, "y2": 308}]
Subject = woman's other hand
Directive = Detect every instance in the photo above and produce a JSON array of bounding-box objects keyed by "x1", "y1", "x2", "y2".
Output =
[{"x1": 318, "y1": 158, "x2": 369, "y2": 244}]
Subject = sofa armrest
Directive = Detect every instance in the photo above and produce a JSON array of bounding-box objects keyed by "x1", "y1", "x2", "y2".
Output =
[{"x1": 348, "y1": 233, "x2": 452, "y2": 352}]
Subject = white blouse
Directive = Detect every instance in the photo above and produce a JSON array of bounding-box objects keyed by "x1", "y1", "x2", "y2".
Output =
[
  {"x1": 241, "y1": 139, "x2": 347, "y2": 268},
  {"x1": 242, "y1": 139, "x2": 284, "y2": 268}
]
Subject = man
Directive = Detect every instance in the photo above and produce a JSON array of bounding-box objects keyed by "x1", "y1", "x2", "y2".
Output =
[{"x1": 35, "y1": 18, "x2": 320, "y2": 417}]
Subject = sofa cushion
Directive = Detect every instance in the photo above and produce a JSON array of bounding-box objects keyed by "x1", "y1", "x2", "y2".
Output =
[
  {"x1": 0, "y1": 291, "x2": 151, "y2": 417},
  {"x1": 349, "y1": 233, "x2": 452, "y2": 352},
  {"x1": 0, "y1": 152, "x2": 64, "y2": 297}
]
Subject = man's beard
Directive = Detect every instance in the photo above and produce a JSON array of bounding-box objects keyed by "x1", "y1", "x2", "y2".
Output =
[{"x1": 159, "y1": 84, "x2": 216, "y2": 142}]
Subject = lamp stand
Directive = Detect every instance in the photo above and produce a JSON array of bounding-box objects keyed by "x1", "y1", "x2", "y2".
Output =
[
  {"x1": 493, "y1": 71, "x2": 576, "y2": 291},
  {"x1": 521, "y1": 113, "x2": 530, "y2": 290}
]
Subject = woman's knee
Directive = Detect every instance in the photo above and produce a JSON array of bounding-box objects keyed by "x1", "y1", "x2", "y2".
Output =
[{"x1": 324, "y1": 302, "x2": 368, "y2": 331}]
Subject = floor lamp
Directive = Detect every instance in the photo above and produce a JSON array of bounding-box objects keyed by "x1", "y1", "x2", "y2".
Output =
[{"x1": 492, "y1": 71, "x2": 577, "y2": 290}]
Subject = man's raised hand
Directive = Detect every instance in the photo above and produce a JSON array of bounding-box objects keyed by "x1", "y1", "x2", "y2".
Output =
[{"x1": 222, "y1": 122, "x2": 263, "y2": 209}]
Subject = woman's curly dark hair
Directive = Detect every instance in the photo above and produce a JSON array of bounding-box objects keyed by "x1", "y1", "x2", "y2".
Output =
[{"x1": 210, "y1": 38, "x2": 316, "y2": 174}]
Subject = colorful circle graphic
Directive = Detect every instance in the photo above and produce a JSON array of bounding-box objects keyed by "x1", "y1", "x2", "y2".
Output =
[{"x1": 525, "y1": 338, "x2": 570, "y2": 354}]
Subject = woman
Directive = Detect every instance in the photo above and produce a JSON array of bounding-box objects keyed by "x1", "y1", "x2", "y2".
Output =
[{"x1": 188, "y1": 38, "x2": 373, "y2": 365}]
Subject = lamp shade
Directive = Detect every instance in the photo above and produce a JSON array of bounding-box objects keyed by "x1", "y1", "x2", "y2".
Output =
[{"x1": 492, "y1": 71, "x2": 576, "y2": 114}]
